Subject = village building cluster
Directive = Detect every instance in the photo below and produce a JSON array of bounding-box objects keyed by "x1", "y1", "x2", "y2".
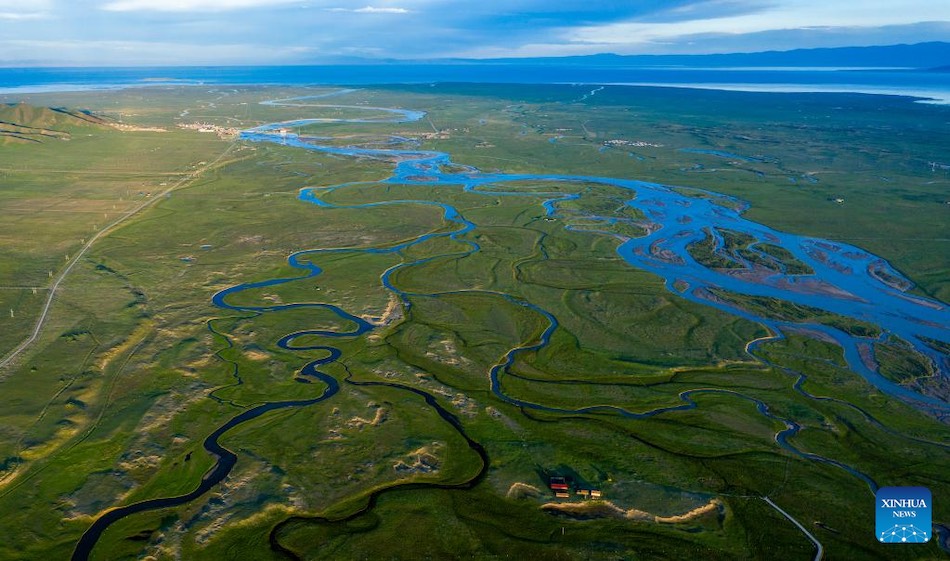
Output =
[
  {"x1": 603, "y1": 139, "x2": 663, "y2": 148},
  {"x1": 549, "y1": 476, "x2": 602, "y2": 500},
  {"x1": 178, "y1": 122, "x2": 240, "y2": 139}
]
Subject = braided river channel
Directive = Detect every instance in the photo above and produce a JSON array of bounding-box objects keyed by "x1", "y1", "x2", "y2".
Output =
[{"x1": 73, "y1": 90, "x2": 949, "y2": 559}]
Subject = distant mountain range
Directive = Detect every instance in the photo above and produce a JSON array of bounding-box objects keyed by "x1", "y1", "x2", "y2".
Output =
[{"x1": 425, "y1": 42, "x2": 950, "y2": 71}]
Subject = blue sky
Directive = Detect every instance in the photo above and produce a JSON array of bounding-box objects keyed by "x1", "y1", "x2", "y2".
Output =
[{"x1": 1, "y1": 0, "x2": 948, "y2": 65}]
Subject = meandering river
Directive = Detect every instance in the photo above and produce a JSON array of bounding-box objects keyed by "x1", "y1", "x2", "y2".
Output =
[
  {"x1": 243, "y1": 91, "x2": 948, "y2": 414},
  {"x1": 72, "y1": 89, "x2": 947, "y2": 559}
]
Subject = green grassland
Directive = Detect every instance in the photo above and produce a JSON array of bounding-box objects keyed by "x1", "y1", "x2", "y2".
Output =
[
  {"x1": 384, "y1": 83, "x2": 950, "y2": 302},
  {"x1": 0, "y1": 84, "x2": 947, "y2": 560}
]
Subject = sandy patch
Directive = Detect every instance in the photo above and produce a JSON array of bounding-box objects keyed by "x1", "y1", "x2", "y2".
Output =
[{"x1": 542, "y1": 498, "x2": 722, "y2": 524}]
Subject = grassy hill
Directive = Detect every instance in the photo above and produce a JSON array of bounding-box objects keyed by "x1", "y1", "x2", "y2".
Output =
[{"x1": 0, "y1": 102, "x2": 112, "y2": 144}]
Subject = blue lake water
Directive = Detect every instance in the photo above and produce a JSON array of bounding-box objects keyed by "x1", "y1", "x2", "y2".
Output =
[{"x1": 2, "y1": 64, "x2": 949, "y2": 103}]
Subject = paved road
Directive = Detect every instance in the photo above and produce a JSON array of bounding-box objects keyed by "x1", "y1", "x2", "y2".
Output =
[
  {"x1": 763, "y1": 496, "x2": 824, "y2": 560},
  {"x1": 0, "y1": 144, "x2": 236, "y2": 373}
]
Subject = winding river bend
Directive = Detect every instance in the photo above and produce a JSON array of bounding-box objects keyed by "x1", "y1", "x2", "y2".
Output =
[
  {"x1": 73, "y1": 89, "x2": 947, "y2": 559},
  {"x1": 245, "y1": 91, "x2": 948, "y2": 413}
]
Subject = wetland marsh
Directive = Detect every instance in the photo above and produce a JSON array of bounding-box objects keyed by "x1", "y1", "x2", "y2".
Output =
[{"x1": 0, "y1": 82, "x2": 947, "y2": 560}]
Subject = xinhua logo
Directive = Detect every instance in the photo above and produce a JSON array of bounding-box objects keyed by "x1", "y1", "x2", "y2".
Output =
[{"x1": 876, "y1": 487, "x2": 931, "y2": 544}]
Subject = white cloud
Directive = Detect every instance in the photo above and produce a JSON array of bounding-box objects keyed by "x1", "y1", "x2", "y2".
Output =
[
  {"x1": 2, "y1": 0, "x2": 945, "y2": 64},
  {"x1": 327, "y1": 5, "x2": 409, "y2": 13},
  {"x1": 0, "y1": 11, "x2": 47, "y2": 19},
  {"x1": 0, "y1": 38, "x2": 313, "y2": 65},
  {"x1": 566, "y1": 1, "x2": 950, "y2": 47},
  {"x1": 0, "y1": 0, "x2": 49, "y2": 19},
  {"x1": 355, "y1": 5, "x2": 408, "y2": 12},
  {"x1": 101, "y1": 0, "x2": 303, "y2": 12},
  {"x1": 0, "y1": 0, "x2": 50, "y2": 7}
]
